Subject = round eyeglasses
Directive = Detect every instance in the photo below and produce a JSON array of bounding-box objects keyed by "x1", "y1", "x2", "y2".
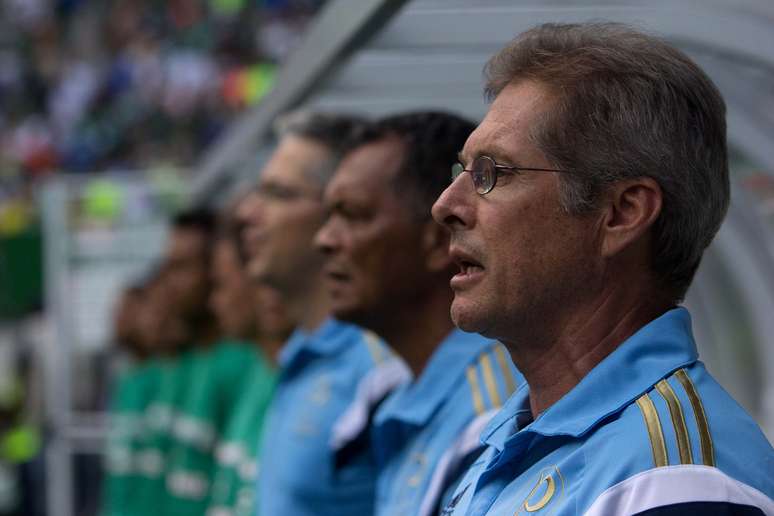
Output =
[{"x1": 451, "y1": 155, "x2": 568, "y2": 195}]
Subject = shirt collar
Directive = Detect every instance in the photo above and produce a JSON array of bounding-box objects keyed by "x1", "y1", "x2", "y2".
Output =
[
  {"x1": 277, "y1": 318, "x2": 359, "y2": 369},
  {"x1": 482, "y1": 307, "x2": 698, "y2": 448},
  {"x1": 376, "y1": 329, "x2": 493, "y2": 427}
]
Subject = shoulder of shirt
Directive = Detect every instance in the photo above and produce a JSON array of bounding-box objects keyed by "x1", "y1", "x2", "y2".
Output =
[
  {"x1": 578, "y1": 364, "x2": 774, "y2": 514},
  {"x1": 457, "y1": 341, "x2": 522, "y2": 418},
  {"x1": 355, "y1": 327, "x2": 393, "y2": 367}
]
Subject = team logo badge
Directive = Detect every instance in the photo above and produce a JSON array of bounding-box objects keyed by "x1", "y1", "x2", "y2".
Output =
[{"x1": 516, "y1": 466, "x2": 564, "y2": 514}]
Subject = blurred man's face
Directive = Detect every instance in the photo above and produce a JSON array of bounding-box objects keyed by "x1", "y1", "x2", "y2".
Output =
[
  {"x1": 136, "y1": 279, "x2": 189, "y2": 354},
  {"x1": 210, "y1": 239, "x2": 255, "y2": 338},
  {"x1": 315, "y1": 137, "x2": 432, "y2": 328},
  {"x1": 163, "y1": 227, "x2": 210, "y2": 316},
  {"x1": 238, "y1": 135, "x2": 330, "y2": 294}
]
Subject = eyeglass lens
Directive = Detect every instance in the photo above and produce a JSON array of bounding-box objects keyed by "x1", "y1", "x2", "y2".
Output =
[
  {"x1": 471, "y1": 156, "x2": 495, "y2": 194},
  {"x1": 451, "y1": 156, "x2": 496, "y2": 194}
]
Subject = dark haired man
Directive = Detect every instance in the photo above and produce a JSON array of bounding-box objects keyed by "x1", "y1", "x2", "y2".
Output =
[
  {"x1": 315, "y1": 111, "x2": 520, "y2": 516},
  {"x1": 238, "y1": 111, "x2": 391, "y2": 516},
  {"x1": 133, "y1": 209, "x2": 221, "y2": 514},
  {"x1": 156, "y1": 209, "x2": 260, "y2": 516},
  {"x1": 163, "y1": 209, "x2": 218, "y2": 343},
  {"x1": 433, "y1": 23, "x2": 774, "y2": 515}
]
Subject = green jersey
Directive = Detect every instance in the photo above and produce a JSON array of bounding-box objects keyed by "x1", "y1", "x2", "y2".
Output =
[
  {"x1": 101, "y1": 361, "x2": 158, "y2": 516},
  {"x1": 134, "y1": 351, "x2": 196, "y2": 514},
  {"x1": 164, "y1": 341, "x2": 256, "y2": 516},
  {"x1": 207, "y1": 349, "x2": 277, "y2": 516}
]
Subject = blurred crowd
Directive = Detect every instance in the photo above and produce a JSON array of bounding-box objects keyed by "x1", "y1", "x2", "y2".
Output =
[
  {"x1": 0, "y1": 0, "x2": 322, "y2": 179},
  {"x1": 0, "y1": 0, "x2": 323, "y2": 246}
]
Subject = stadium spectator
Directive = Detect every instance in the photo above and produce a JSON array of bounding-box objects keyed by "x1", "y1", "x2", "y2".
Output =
[
  {"x1": 0, "y1": 0, "x2": 323, "y2": 181},
  {"x1": 432, "y1": 22, "x2": 774, "y2": 515}
]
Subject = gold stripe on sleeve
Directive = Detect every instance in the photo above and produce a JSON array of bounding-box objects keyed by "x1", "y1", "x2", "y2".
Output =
[
  {"x1": 655, "y1": 379, "x2": 693, "y2": 465},
  {"x1": 480, "y1": 354, "x2": 503, "y2": 408},
  {"x1": 466, "y1": 365, "x2": 486, "y2": 416},
  {"x1": 636, "y1": 393, "x2": 668, "y2": 467},
  {"x1": 675, "y1": 369, "x2": 715, "y2": 466},
  {"x1": 362, "y1": 330, "x2": 384, "y2": 364},
  {"x1": 494, "y1": 345, "x2": 517, "y2": 395}
]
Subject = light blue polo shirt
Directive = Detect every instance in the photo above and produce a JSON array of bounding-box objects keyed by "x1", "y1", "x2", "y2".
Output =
[
  {"x1": 370, "y1": 329, "x2": 522, "y2": 516},
  {"x1": 257, "y1": 318, "x2": 389, "y2": 516},
  {"x1": 441, "y1": 307, "x2": 774, "y2": 515}
]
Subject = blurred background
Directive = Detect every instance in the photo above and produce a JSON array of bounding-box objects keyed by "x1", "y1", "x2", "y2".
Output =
[{"x1": 0, "y1": 1, "x2": 772, "y2": 515}]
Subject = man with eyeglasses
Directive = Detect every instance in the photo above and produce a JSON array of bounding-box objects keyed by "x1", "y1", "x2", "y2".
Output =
[
  {"x1": 237, "y1": 111, "x2": 391, "y2": 516},
  {"x1": 315, "y1": 112, "x2": 521, "y2": 516},
  {"x1": 432, "y1": 23, "x2": 774, "y2": 515}
]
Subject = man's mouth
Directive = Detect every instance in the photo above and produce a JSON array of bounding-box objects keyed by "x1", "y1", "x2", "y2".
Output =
[
  {"x1": 323, "y1": 266, "x2": 351, "y2": 283},
  {"x1": 450, "y1": 248, "x2": 485, "y2": 289},
  {"x1": 459, "y1": 260, "x2": 484, "y2": 276}
]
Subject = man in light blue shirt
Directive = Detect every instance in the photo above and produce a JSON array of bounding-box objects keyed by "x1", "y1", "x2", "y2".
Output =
[
  {"x1": 238, "y1": 111, "x2": 389, "y2": 516},
  {"x1": 431, "y1": 23, "x2": 773, "y2": 514},
  {"x1": 259, "y1": 319, "x2": 387, "y2": 516},
  {"x1": 316, "y1": 112, "x2": 522, "y2": 516}
]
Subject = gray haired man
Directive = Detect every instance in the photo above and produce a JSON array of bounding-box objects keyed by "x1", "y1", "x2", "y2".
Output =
[
  {"x1": 433, "y1": 22, "x2": 774, "y2": 515},
  {"x1": 238, "y1": 112, "x2": 391, "y2": 516}
]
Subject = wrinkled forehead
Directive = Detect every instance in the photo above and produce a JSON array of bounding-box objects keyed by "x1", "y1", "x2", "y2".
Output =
[
  {"x1": 463, "y1": 80, "x2": 553, "y2": 163},
  {"x1": 330, "y1": 138, "x2": 405, "y2": 192},
  {"x1": 260, "y1": 134, "x2": 335, "y2": 190}
]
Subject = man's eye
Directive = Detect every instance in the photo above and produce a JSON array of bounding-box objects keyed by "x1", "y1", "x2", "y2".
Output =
[
  {"x1": 338, "y1": 205, "x2": 369, "y2": 221},
  {"x1": 261, "y1": 184, "x2": 297, "y2": 200}
]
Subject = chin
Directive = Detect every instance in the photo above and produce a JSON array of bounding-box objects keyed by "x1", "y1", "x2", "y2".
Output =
[
  {"x1": 450, "y1": 299, "x2": 489, "y2": 335},
  {"x1": 331, "y1": 303, "x2": 360, "y2": 323},
  {"x1": 247, "y1": 259, "x2": 267, "y2": 281}
]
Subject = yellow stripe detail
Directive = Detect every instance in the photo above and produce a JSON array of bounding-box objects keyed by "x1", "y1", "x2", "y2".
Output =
[
  {"x1": 466, "y1": 366, "x2": 485, "y2": 416},
  {"x1": 494, "y1": 345, "x2": 517, "y2": 395},
  {"x1": 675, "y1": 369, "x2": 715, "y2": 466},
  {"x1": 636, "y1": 393, "x2": 668, "y2": 467},
  {"x1": 655, "y1": 379, "x2": 693, "y2": 465},
  {"x1": 362, "y1": 330, "x2": 384, "y2": 364},
  {"x1": 480, "y1": 354, "x2": 503, "y2": 408}
]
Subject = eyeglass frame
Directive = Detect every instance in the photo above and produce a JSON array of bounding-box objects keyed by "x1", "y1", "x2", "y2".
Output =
[{"x1": 451, "y1": 155, "x2": 570, "y2": 195}]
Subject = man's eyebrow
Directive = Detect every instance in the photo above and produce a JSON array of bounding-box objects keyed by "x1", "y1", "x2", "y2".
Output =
[{"x1": 458, "y1": 148, "x2": 508, "y2": 167}]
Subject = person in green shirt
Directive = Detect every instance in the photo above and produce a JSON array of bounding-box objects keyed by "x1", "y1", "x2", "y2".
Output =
[
  {"x1": 102, "y1": 284, "x2": 156, "y2": 516},
  {"x1": 164, "y1": 209, "x2": 293, "y2": 516},
  {"x1": 205, "y1": 220, "x2": 294, "y2": 516},
  {"x1": 135, "y1": 209, "x2": 220, "y2": 515}
]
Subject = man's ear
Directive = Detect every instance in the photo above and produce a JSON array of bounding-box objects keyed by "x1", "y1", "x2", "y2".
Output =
[
  {"x1": 421, "y1": 220, "x2": 453, "y2": 272},
  {"x1": 600, "y1": 177, "x2": 662, "y2": 258}
]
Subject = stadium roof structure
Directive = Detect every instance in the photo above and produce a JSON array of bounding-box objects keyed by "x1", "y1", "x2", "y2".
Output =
[
  {"x1": 192, "y1": 0, "x2": 774, "y2": 438},
  {"x1": 192, "y1": 0, "x2": 774, "y2": 200}
]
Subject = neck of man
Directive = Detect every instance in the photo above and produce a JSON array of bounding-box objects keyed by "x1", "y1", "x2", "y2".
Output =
[
  {"x1": 375, "y1": 286, "x2": 456, "y2": 378},
  {"x1": 189, "y1": 314, "x2": 220, "y2": 349},
  {"x1": 258, "y1": 335, "x2": 288, "y2": 365},
  {"x1": 503, "y1": 274, "x2": 675, "y2": 419},
  {"x1": 287, "y1": 270, "x2": 332, "y2": 333}
]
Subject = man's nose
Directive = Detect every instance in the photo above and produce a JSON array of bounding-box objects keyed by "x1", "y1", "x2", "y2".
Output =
[
  {"x1": 314, "y1": 218, "x2": 339, "y2": 256},
  {"x1": 236, "y1": 192, "x2": 262, "y2": 225},
  {"x1": 432, "y1": 173, "x2": 476, "y2": 231}
]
